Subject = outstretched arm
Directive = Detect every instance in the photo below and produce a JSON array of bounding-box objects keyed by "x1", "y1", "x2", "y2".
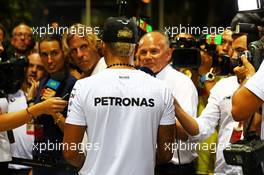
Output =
[
  {"x1": 0, "y1": 97, "x2": 67, "y2": 131},
  {"x1": 174, "y1": 98, "x2": 199, "y2": 136}
]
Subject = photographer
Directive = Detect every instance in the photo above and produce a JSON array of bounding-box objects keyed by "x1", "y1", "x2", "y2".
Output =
[
  {"x1": 7, "y1": 52, "x2": 47, "y2": 175},
  {"x1": 0, "y1": 34, "x2": 68, "y2": 175},
  {"x1": 171, "y1": 23, "x2": 264, "y2": 174},
  {"x1": 232, "y1": 56, "x2": 263, "y2": 125},
  {"x1": 231, "y1": 12, "x2": 264, "y2": 124}
]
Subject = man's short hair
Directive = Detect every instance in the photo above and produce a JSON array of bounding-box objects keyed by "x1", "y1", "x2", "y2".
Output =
[{"x1": 106, "y1": 42, "x2": 135, "y2": 57}]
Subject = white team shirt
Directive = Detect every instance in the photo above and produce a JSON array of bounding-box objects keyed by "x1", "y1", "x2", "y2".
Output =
[
  {"x1": 82, "y1": 56, "x2": 106, "y2": 152},
  {"x1": 156, "y1": 65, "x2": 198, "y2": 164},
  {"x1": 191, "y1": 76, "x2": 242, "y2": 175},
  {"x1": 66, "y1": 69, "x2": 176, "y2": 175},
  {"x1": 245, "y1": 61, "x2": 264, "y2": 139},
  {"x1": 0, "y1": 97, "x2": 12, "y2": 162},
  {"x1": 91, "y1": 57, "x2": 107, "y2": 76},
  {"x1": 7, "y1": 90, "x2": 34, "y2": 169}
]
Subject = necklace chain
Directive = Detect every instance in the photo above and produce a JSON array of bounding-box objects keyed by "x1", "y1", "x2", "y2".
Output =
[{"x1": 107, "y1": 63, "x2": 135, "y2": 69}]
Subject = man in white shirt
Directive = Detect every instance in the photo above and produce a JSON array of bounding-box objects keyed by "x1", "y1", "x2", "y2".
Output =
[
  {"x1": 63, "y1": 17, "x2": 176, "y2": 175},
  {"x1": 174, "y1": 32, "x2": 262, "y2": 174},
  {"x1": 231, "y1": 52, "x2": 264, "y2": 175},
  {"x1": 63, "y1": 23, "x2": 107, "y2": 79},
  {"x1": 232, "y1": 55, "x2": 264, "y2": 130},
  {"x1": 137, "y1": 31, "x2": 198, "y2": 175}
]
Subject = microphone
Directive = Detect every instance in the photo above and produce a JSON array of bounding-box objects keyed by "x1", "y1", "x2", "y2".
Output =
[
  {"x1": 45, "y1": 79, "x2": 61, "y2": 91},
  {"x1": 138, "y1": 66, "x2": 156, "y2": 77},
  {"x1": 7, "y1": 130, "x2": 15, "y2": 143},
  {"x1": 41, "y1": 72, "x2": 65, "y2": 100}
]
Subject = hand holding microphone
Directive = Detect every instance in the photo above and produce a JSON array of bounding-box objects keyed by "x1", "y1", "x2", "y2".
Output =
[
  {"x1": 41, "y1": 78, "x2": 61, "y2": 101},
  {"x1": 41, "y1": 88, "x2": 56, "y2": 100}
]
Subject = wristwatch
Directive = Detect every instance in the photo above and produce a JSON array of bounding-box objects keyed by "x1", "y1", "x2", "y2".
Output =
[{"x1": 200, "y1": 71, "x2": 215, "y2": 83}]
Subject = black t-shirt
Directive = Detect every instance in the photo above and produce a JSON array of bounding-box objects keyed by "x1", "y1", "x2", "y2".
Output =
[{"x1": 33, "y1": 71, "x2": 76, "y2": 159}]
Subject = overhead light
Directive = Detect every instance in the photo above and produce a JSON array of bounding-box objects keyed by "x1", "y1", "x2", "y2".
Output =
[
  {"x1": 142, "y1": 0, "x2": 151, "y2": 4},
  {"x1": 237, "y1": 0, "x2": 263, "y2": 12}
]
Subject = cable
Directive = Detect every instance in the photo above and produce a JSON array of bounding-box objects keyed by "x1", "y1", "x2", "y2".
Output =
[{"x1": 175, "y1": 122, "x2": 181, "y2": 165}]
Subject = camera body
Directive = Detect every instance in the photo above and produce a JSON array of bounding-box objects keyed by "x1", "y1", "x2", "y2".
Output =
[
  {"x1": 223, "y1": 132, "x2": 264, "y2": 174},
  {"x1": 224, "y1": 139, "x2": 264, "y2": 167},
  {"x1": 0, "y1": 56, "x2": 28, "y2": 97},
  {"x1": 248, "y1": 38, "x2": 264, "y2": 70},
  {"x1": 232, "y1": 22, "x2": 264, "y2": 71},
  {"x1": 171, "y1": 34, "x2": 222, "y2": 69}
]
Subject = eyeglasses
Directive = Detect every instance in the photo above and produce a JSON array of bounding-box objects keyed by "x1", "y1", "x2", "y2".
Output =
[
  {"x1": 14, "y1": 32, "x2": 32, "y2": 39},
  {"x1": 40, "y1": 50, "x2": 61, "y2": 59}
]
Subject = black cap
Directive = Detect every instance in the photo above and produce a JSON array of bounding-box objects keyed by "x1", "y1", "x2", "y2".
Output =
[
  {"x1": 231, "y1": 12, "x2": 264, "y2": 31},
  {"x1": 102, "y1": 17, "x2": 138, "y2": 44}
]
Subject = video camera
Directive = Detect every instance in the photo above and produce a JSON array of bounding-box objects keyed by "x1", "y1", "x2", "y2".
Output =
[
  {"x1": 0, "y1": 56, "x2": 28, "y2": 97},
  {"x1": 170, "y1": 34, "x2": 223, "y2": 69},
  {"x1": 224, "y1": 132, "x2": 264, "y2": 175},
  {"x1": 171, "y1": 24, "x2": 264, "y2": 74},
  {"x1": 248, "y1": 38, "x2": 264, "y2": 70}
]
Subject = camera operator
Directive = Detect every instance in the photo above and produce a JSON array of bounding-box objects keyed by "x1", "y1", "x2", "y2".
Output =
[
  {"x1": 232, "y1": 55, "x2": 263, "y2": 125},
  {"x1": 7, "y1": 52, "x2": 47, "y2": 175},
  {"x1": 171, "y1": 35, "x2": 251, "y2": 174},
  {"x1": 169, "y1": 14, "x2": 263, "y2": 174},
  {"x1": 232, "y1": 35, "x2": 264, "y2": 122},
  {"x1": 173, "y1": 12, "x2": 264, "y2": 174},
  {"x1": 0, "y1": 34, "x2": 67, "y2": 175},
  {"x1": 231, "y1": 12, "x2": 264, "y2": 125},
  {"x1": 0, "y1": 71, "x2": 67, "y2": 175},
  {"x1": 198, "y1": 30, "x2": 234, "y2": 96}
]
